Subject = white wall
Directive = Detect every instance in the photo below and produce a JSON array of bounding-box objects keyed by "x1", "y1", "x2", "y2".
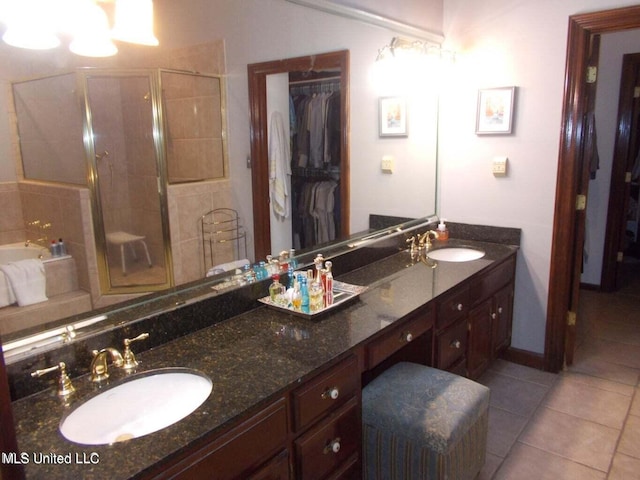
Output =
[
  {"x1": 582, "y1": 29, "x2": 640, "y2": 285},
  {"x1": 440, "y1": 0, "x2": 640, "y2": 354}
]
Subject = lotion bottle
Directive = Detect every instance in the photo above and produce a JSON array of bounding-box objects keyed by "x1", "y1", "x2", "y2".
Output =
[{"x1": 437, "y1": 219, "x2": 449, "y2": 241}]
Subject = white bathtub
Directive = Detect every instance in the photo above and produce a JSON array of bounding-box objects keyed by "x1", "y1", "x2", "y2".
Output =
[{"x1": 0, "y1": 242, "x2": 65, "y2": 264}]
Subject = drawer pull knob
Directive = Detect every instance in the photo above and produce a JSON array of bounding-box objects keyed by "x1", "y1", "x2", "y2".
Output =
[
  {"x1": 491, "y1": 313, "x2": 497, "y2": 320},
  {"x1": 322, "y1": 387, "x2": 340, "y2": 400},
  {"x1": 324, "y1": 438, "x2": 341, "y2": 454},
  {"x1": 498, "y1": 307, "x2": 503, "y2": 314},
  {"x1": 456, "y1": 303, "x2": 464, "y2": 311},
  {"x1": 450, "y1": 340, "x2": 461, "y2": 349},
  {"x1": 404, "y1": 332, "x2": 413, "y2": 342}
]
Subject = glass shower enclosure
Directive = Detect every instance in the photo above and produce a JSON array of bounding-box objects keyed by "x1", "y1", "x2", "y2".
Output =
[
  {"x1": 12, "y1": 69, "x2": 173, "y2": 294},
  {"x1": 13, "y1": 68, "x2": 226, "y2": 296},
  {"x1": 82, "y1": 70, "x2": 172, "y2": 293}
]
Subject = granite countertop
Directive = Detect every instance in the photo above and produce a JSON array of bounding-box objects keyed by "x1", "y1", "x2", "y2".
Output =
[{"x1": 11, "y1": 238, "x2": 517, "y2": 479}]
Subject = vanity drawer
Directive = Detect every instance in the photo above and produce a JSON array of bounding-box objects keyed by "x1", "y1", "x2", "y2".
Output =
[
  {"x1": 292, "y1": 355, "x2": 359, "y2": 432},
  {"x1": 366, "y1": 305, "x2": 433, "y2": 370},
  {"x1": 294, "y1": 397, "x2": 360, "y2": 480},
  {"x1": 469, "y1": 255, "x2": 515, "y2": 306},
  {"x1": 436, "y1": 317, "x2": 468, "y2": 371},
  {"x1": 436, "y1": 285, "x2": 469, "y2": 330}
]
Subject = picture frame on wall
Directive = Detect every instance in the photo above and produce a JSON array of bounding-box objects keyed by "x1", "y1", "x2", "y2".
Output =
[
  {"x1": 476, "y1": 86, "x2": 516, "y2": 135},
  {"x1": 379, "y1": 96, "x2": 408, "y2": 137}
]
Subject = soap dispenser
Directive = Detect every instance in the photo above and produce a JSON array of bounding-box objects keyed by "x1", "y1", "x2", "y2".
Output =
[{"x1": 437, "y1": 219, "x2": 449, "y2": 241}]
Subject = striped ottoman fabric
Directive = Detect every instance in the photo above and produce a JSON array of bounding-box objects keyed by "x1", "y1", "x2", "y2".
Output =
[{"x1": 362, "y1": 363, "x2": 490, "y2": 480}]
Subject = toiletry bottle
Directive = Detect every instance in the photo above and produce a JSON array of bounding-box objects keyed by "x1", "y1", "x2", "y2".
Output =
[
  {"x1": 50, "y1": 240, "x2": 59, "y2": 256},
  {"x1": 58, "y1": 238, "x2": 67, "y2": 255},
  {"x1": 324, "y1": 261, "x2": 334, "y2": 306},
  {"x1": 437, "y1": 219, "x2": 449, "y2": 241},
  {"x1": 269, "y1": 274, "x2": 284, "y2": 303},
  {"x1": 300, "y1": 276, "x2": 310, "y2": 313},
  {"x1": 291, "y1": 277, "x2": 302, "y2": 311}
]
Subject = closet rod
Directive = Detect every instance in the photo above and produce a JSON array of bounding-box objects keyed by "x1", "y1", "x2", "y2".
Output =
[{"x1": 289, "y1": 76, "x2": 341, "y2": 85}]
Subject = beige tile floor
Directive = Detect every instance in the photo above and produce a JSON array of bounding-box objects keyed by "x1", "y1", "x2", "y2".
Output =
[{"x1": 477, "y1": 268, "x2": 640, "y2": 479}]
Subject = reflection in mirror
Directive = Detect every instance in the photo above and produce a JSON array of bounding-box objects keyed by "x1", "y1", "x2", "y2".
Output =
[
  {"x1": 250, "y1": 50, "x2": 350, "y2": 259},
  {"x1": 84, "y1": 71, "x2": 172, "y2": 294},
  {"x1": 0, "y1": 0, "x2": 442, "y2": 361}
]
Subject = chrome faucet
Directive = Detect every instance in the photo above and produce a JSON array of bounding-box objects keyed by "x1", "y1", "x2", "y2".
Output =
[
  {"x1": 90, "y1": 347, "x2": 124, "y2": 382},
  {"x1": 418, "y1": 230, "x2": 440, "y2": 250}
]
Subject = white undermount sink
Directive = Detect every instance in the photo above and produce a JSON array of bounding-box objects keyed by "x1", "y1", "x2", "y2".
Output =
[
  {"x1": 59, "y1": 368, "x2": 212, "y2": 446},
  {"x1": 427, "y1": 247, "x2": 485, "y2": 262}
]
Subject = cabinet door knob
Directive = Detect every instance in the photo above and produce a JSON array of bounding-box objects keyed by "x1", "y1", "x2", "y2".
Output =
[
  {"x1": 324, "y1": 438, "x2": 341, "y2": 454},
  {"x1": 491, "y1": 312, "x2": 497, "y2": 320},
  {"x1": 404, "y1": 332, "x2": 413, "y2": 343},
  {"x1": 498, "y1": 306, "x2": 503, "y2": 314},
  {"x1": 322, "y1": 387, "x2": 339, "y2": 400},
  {"x1": 450, "y1": 340, "x2": 461, "y2": 349},
  {"x1": 456, "y1": 303, "x2": 464, "y2": 311}
]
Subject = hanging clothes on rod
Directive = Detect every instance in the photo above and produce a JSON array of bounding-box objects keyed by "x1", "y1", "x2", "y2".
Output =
[
  {"x1": 289, "y1": 76, "x2": 342, "y2": 250},
  {"x1": 292, "y1": 178, "x2": 339, "y2": 249}
]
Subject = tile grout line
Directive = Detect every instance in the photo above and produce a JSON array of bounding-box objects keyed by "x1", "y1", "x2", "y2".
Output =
[
  {"x1": 604, "y1": 385, "x2": 640, "y2": 478},
  {"x1": 488, "y1": 368, "x2": 559, "y2": 479}
]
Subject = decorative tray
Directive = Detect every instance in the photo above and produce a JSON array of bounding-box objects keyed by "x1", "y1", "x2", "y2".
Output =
[{"x1": 258, "y1": 280, "x2": 367, "y2": 319}]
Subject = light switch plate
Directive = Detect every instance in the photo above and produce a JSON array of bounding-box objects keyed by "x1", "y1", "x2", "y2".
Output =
[
  {"x1": 381, "y1": 156, "x2": 395, "y2": 174},
  {"x1": 493, "y1": 156, "x2": 508, "y2": 176}
]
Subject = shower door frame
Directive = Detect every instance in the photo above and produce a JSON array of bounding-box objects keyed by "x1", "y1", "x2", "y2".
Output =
[{"x1": 80, "y1": 68, "x2": 174, "y2": 295}]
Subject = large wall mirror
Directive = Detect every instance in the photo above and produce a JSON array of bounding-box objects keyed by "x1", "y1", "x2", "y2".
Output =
[{"x1": 0, "y1": 0, "x2": 440, "y2": 362}]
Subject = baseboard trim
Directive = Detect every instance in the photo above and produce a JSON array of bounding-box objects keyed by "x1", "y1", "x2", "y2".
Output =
[{"x1": 500, "y1": 346, "x2": 545, "y2": 370}]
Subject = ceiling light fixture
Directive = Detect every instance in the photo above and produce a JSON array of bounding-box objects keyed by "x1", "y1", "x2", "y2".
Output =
[{"x1": 0, "y1": 0, "x2": 159, "y2": 57}]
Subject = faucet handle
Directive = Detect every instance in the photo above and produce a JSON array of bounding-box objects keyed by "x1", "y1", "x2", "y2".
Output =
[
  {"x1": 31, "y1": 362, "x2": 75, "y2": 397},
  {"x1": 122, "y1": 333, "x2": 149, "y2": 370}
]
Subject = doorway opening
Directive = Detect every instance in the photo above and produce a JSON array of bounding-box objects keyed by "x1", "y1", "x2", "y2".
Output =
[
  {"x1": 247, "y1": 50, "x2": 350, "y2": 261},
  {"x1": 546, "y1": 5, "x2": 640, "y2": 372}
]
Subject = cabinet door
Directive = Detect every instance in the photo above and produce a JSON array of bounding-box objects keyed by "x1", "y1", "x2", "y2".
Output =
[
  {"x1": 155, "y1": 398, "x2": 288, "y2": 480},
  {"x1": 467, "y1": 298, "x2": 493, "y2": 379},
  {"x1": 492, "y1": 284, "x2": 513, "y2": 357},
  {"x1": 248, "y1": 450, "x2": 290, "y2": 480}
]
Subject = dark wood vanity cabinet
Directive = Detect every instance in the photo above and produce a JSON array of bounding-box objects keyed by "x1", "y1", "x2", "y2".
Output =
[
  {"x1": 291, "y1": 355, "x2": 361, "y2": 480},
  {"x1": 152, "y1": 397, "x2": 289, "y2": 480},
  {"x1": 435, "y1": 254, "x2": 516, "y2": 379}
]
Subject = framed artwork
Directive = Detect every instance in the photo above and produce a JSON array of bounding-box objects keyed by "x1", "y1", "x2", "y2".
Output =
[
  {"x1": 379, "y1": 96, "x2": 408, "y2": 137},
  {"x1": 476, "y1": 86, "x2": 516, "y2": 135}
]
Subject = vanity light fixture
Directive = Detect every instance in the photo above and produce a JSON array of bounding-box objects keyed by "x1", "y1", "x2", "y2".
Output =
[
  {"x1": 0, "y1": 0, "x2": 158, "y2": 57},
  {"x1": 375, "y1": 37, "x2": 455, "y2": 63}
]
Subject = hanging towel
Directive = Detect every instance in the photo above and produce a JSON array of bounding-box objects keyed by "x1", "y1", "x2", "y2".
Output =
[
  {"x1": 0, "y1": 271, "x2": 17, "y2": 307},
  {"x1": 269, "y1": 110, "x2": 292, "y2": 219},
  {"x1": 0, "y1": 259, "x2": 48, "y2": 307}
]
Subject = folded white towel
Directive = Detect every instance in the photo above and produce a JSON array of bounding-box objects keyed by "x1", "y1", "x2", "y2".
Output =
[
  {"x1": 0, "y1": 259, "x2": 48, "y2": 307},
  {"x1": 206, "y1": 259, "x2": 250, "y2": 277},
  {"x1": 0, "y1": 271, "x2": 17, "y2": 307}
]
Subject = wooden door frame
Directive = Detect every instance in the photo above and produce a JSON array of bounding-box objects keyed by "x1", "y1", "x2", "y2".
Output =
[
  {"x1": 545, "y1": 5, "x2": 640, "y2": 372},
  {"x1": 601, "y1": 53, "x2": 640, "y2": 291},
  {"x1": 247, "y1": 50, "x2": 350, "y2": 261}
]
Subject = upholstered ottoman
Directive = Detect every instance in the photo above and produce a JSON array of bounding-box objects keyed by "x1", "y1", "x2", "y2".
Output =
[{"x1": 362, "y1": 362, "x2": 490, "y2": 480}]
